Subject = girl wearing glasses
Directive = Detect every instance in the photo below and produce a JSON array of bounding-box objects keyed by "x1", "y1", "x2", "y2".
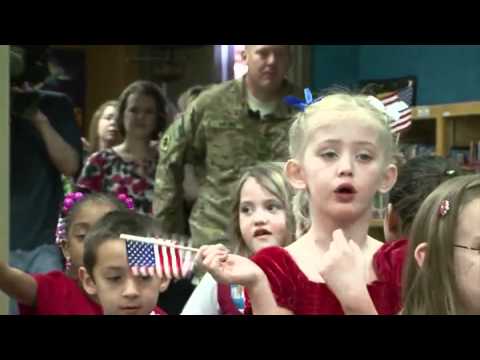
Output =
[{"x1": 403, "y1": 174, "x2": 480, "y2": 314}]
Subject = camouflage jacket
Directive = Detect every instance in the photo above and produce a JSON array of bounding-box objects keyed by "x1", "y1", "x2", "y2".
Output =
[{"x1": 153, "y1": 76, "x2": 299, "y2": 249}]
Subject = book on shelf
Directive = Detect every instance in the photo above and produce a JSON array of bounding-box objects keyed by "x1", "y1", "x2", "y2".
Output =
[
  {"x1": 398, "y1": 143, "x2": 435, "y2": 160},
  {"x1": 372, "y1": 192, "x2": 388, "y2": 220},
  {"x1": 448, "y1": 143, "x2": 480, "y2": 173},
  {"x1": 448, "y1": 146, "x2": 470, "y2": 165},
  {"x1": 468, "y1": 140, "x2": 480, "y2": 164}
]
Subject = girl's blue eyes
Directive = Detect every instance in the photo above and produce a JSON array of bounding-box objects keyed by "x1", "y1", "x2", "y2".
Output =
[
  {"x1": 266, "y1": 203, "x2": 282, "y2": 212},
  {"x1": 317, "y1": 150, "x2": 373, "y2": 161},
  {"x1": 320, "y1": 151, "x2": 337, "y2": 159},
  {"x1": 240, "y1": 202, "x2": 283, "y2": 215},
  {"x1": 357, "y1": 153, "x2": 373, "y2": 161},
  {"x1": 240, "y1": 206, "x2": 253, "y2": 215}
]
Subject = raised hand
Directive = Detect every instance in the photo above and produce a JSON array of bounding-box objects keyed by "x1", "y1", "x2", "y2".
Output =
[{"x1": 318, "y1": 229, "x2": 372, "y2": 312}]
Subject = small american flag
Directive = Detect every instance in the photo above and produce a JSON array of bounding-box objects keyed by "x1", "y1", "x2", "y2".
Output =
[
  {"x1": 125, "y1": 237, "x2": 194, "y2": 279},
  {"x1": 378, "y1": 83, "x2": 414, "y2": 135}
]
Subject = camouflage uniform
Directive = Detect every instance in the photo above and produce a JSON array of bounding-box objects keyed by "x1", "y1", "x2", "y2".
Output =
[{"x1": 153, "y1": 76, "x2": 299, "y2": 250}]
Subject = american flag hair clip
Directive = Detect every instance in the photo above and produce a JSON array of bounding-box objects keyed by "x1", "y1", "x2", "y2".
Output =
[
  {"x1": 120, "y1": 234, "x2": 198, "y2": 279},
  {"x1": 438, "y1": 199, "x2": 451, "y2": 217}
]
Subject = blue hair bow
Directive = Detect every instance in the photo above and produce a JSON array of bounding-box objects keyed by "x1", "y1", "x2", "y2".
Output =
[{"x1": 284, "y1": 88, "x2": 314, "y2": 111}]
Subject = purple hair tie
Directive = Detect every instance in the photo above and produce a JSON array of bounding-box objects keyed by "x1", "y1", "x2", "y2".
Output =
[
  {"x1": 56, "y1": 191, "x2": 135, "y2": 245},
  {"x1": 117, "y1": 193, "x2": 135, "y2": 210},
  {"x1": 56, "y1": 191, "x2": 85, "y2": 245},
  {"x1": 61, "y1": 192, "x2": 85, "y2": 216}
]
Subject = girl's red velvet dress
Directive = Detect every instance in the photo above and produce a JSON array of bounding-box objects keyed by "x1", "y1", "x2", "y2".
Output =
[{"x1": 245, "y1": 239, "x2": 408, "y2": 315}]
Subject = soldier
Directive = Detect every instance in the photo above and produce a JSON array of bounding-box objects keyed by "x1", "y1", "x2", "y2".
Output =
[
  {"x1": 176, "y1": 84, "x2": 211, "y2": 113},
  {"x1": 153, "y1": 45, "x2": 299, "y2": 277}
]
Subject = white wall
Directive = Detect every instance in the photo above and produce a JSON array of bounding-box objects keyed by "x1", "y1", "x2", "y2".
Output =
[{"x1": 0, "y1": 45, "x2": 10, "y2": 314}]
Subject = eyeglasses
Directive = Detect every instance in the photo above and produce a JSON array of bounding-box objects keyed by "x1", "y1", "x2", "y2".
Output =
[{"x1": 453, "y1": 244, "x2": 480, "y2": 254}]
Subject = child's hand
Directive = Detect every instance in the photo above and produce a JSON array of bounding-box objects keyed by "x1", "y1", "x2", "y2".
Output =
[
  {"x1": 195, "y1": 245, "x2": 264, "y2": 287},
  {"x1": 318, "y1": 229, "x2": 369, "y2": 305}
]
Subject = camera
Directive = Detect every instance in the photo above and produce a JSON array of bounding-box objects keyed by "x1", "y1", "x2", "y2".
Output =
[{"x1": 10, "y1": 45, "x2": 50, "y2": 118}]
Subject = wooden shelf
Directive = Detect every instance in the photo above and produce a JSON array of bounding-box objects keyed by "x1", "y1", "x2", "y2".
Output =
[
  {"x1": 369, "y1": 218, "x2": 384, "y2": 228},
  {"x1": 39, "y1": 45, "x2": 142, "y2": 135},
  {"x1": 413, "y1": 101, "x2": 480, "y2": 120},
  {"x1": 368, "y1": 218, "x2": 385, "y2": 242},
  {"x1": 369, "y1": 101, "x2": 480, "y2": 241},
  {"x1": 409, "y1": 101, "x2": 480, "y2": 156}
]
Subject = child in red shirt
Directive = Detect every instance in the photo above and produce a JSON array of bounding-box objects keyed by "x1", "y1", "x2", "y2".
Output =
[
  {"x1": 0, "y1": 192, "x2": 132, "y2": 314},
  {"x1": 79, "y1": 211, "x2": 169, "y2": 315}
]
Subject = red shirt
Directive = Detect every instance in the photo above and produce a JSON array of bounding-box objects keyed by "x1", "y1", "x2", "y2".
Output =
[
  {"x1": 150, "y1": 306, "x2": 168, "y2": 315},
  {"x1": 19, "y1": 271, "x2": 102, "y2": 315},
  {"x1": 217, "y1": 284, "x2": 243, "y2": 315},
  {"x1": 245, "y1": 239, "x2": 408, "y2": 315}
]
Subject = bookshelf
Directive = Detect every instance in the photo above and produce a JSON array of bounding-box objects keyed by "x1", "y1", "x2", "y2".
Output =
[
  {"x1": 370, "y1": 219, "x2": 384, "y2": 228},
  {"x1": 368, "y1": 220, "x2": 385, "y2": 242},
  {"x1": 369, "y1": 101, "x2": 480, "y2": 240},
  {"x1": 369, "y1": 215, "x2": 385, "y2": 241},
  {"x1": 51, "y1": 45, "x2": 142, "y2": 135},
  {"x1": 408, "y1": 101, "x2": 480, "y2": 157}
]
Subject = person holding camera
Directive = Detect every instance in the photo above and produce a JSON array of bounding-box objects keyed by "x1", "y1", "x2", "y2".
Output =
[{"x1": 9, "y1": 45, "x2": 83, "y2": 313}]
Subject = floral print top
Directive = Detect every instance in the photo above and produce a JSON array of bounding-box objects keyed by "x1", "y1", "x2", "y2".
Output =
[{"x1": 76, "y1": 148, "x2": 158, "y2": 214}]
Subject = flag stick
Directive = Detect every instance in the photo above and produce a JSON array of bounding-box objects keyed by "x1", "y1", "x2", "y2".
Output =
[{"x1": 120, "y1": 234, "x2": 200, "y2": 253}]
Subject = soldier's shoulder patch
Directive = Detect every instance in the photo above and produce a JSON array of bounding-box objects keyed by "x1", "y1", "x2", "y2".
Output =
[{"x1": 160, "y1": 135, "x2": 170, "y2": 152}]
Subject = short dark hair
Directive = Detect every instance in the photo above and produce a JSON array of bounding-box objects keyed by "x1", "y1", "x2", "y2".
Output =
[
  {"x1": 115, "y1": 80, "x2": 167, "y2": 140},
  {"x1": 83, "y1": 210, "x2": 156, "y2": 277},
  {"x1": 389, "y1": 155, "x2": 462, "y2": 235}
]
